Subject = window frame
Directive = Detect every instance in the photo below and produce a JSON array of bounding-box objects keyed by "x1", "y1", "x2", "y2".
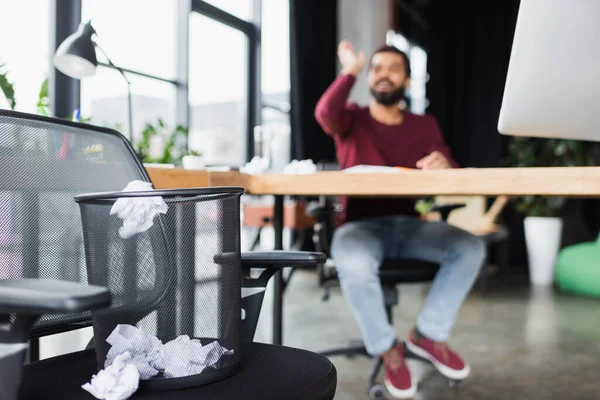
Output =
[{"x1": 191, "y1": 0, "x2": 262, "y2": 162}]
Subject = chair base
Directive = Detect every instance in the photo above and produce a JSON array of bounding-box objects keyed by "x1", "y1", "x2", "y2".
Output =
[{"x1": 320, "y1": 341, "x2": 462, "y2": 399}]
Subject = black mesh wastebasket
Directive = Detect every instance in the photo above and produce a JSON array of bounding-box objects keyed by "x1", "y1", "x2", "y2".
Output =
[{"x1": 74, "y1": 187, "x2": 244, "y2": 391}]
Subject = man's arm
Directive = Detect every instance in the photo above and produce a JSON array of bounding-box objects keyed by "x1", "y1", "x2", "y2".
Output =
[
  {"x1": 314, "y1": 74, "x2": 358, "y2": 136},
  {"x1": 416, "y1": 115, "x2": 459, "y2": 169},
  {"x1": 314, "y1": 40, "x2": 365, "y2": 136}
]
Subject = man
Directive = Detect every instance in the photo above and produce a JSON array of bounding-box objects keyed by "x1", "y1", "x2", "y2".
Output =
[{"x1": 314, "y1": 40, "x2": 485, "y2": 399}]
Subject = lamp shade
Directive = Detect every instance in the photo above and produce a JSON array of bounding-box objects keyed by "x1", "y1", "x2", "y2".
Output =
[{"x1": 53, "y1": 22, "x2": 98, "y2": 79}]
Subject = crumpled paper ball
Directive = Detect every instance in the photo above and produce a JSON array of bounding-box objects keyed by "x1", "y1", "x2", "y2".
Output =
[
  {"x1": 283, "y1": 159, "x2": 317, "y2": 175},
  {"x1": 82, "y1": 351, "x2": 140, "y2": 400},
  {"x1": 109, "y1": 180, "x2": 168, "y2": 239},
  {"x1": 102, "y1": 325, "x2": 234, "y2": 380}
]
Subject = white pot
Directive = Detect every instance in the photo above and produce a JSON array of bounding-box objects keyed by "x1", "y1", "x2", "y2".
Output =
[
  {"x1": 524, "y1": 216, "x2": 563, "y2": 286},
  {"x1": 182, "y1": 155, "x2": 205, "y2": 170},
  {"x1": 143, "y1": 163, "x2": 175, "y2": 169}
]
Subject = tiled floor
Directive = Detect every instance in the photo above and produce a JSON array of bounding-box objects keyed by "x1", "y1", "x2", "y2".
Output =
[{"x1": 253, "y1": 269, "x2": 600, "y2": 399}]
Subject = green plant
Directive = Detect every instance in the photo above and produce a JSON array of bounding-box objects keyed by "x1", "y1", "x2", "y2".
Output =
[
  {"x1": 134, "y1": 118, "x2": 194, "y2": 165},
  {"x1": 37, "y1": 77, "x2": 49, "y2": 116},
  {"x1": 0, "y1": 61, "x2": 16, "y2": 110},
  {"x1": 505, "y1": 137, "x2": 595, "y2": 217},
  {"x1": 414, "y1": 198, "x2": 435, "y2": 215}
]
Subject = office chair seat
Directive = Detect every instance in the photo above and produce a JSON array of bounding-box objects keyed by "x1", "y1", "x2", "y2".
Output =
[
  {"x1": 378, "y1": 259, "x2": 441, "y2": 283},
  {"x1": 479, "y1": 226, "x2": 510, "y2": 243},
  {"x1": 19, "y1": 342, "x2": 337, "y2": 400}
]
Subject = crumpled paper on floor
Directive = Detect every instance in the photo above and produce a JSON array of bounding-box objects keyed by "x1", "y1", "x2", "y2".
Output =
[{"x1": 109, "y1": 180, "x2": 168, "y2": 239}]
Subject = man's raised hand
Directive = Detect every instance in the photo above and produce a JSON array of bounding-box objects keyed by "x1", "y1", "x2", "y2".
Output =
[{"x1": 338, "y1": 40, "x2": 365, "y2": 77}]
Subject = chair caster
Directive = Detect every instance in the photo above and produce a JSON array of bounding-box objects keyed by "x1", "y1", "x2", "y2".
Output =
[
  {"x1": 449, "y1": 379, "x2": 461, "y2": 388},
  {"x1": 369, "y1": 384, "x2": 387, "y2": 399}
]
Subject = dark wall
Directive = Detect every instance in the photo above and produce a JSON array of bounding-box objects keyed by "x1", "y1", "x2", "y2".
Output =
[
  {"x1": 289, "y1": 0, "x2": 338, "y2": 163},
  {"x1": 418, "y1": 0, "x2": 521, "y2": 168}
]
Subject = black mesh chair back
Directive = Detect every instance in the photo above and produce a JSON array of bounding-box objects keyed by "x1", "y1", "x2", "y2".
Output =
[{"x1": 0, "y1": 109, "x2": 149, "y2": 338}]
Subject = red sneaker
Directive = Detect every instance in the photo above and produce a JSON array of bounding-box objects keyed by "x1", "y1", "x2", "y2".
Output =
[
  {"x1": 382, "y1": 343, "x2": 417, "y2": 399},
  {"x1": 406, "y1": 329, "x2": 470, "y2": 380}
]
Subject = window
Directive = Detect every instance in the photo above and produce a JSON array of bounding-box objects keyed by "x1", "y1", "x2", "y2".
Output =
[
  {"x1": 189, "y1": 0, "x2": 261, "y2": 166},
  {"x1": 80, "y1": 67, "x2": 178, "y2": 138},
  {"x1": 408, "y1": 45, "x2": 428, "y2": 115},
  {"x1": 81, "y1": 0, "x2": 177, "y2": 80},
  {"x1": 386, "y1": 31, "x2": 429, "y2": 115},
  {"x1": 80, "y1": 0, "x2": 179, "y2": 139},
  {"x1": 188, "y1": 13, "x2": 249, "y2": 166},
  {"x1": 202, "y1": 0, "x2": 254, "y2": 21},
  {"x1": 0, "y1": 1, "x2": 50, "y2": 113},
  {"x1": 260, "y1": 0, "x2": 291, "y2": 171}
]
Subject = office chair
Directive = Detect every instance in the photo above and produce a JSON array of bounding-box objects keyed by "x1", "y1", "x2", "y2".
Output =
[
  {"x1": 0, "y1": 110, "x2": 336, "y2": 400},
  {"x1": 305, "y1": 162, "x2": 466, "y2": 399}
]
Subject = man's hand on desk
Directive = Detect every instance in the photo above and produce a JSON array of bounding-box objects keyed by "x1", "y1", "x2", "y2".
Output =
[{"x1": 416, "y1": 151, "x2": 452, "y2": 170}]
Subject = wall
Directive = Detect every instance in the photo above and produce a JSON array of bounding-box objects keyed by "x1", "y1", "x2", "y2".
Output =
[{"x1": 337, "y1": 0, "x2": 394, "y2": 105}]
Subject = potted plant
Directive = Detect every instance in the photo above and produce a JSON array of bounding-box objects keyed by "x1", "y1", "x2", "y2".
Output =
[
  {"x1": 132, "y1": 118, "x2": 197, "y2": 168},
  {"x1": 507, "y1": 137, "x2": 594, "y2": 285}
]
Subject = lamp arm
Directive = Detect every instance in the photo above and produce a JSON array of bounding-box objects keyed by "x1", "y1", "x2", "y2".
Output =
[
  {"x1": 93, "y1": 42, "x2": 130, "y2": 84},
  {"x1": 93, "y1": 42, "x2": 134, "y2": 140}
]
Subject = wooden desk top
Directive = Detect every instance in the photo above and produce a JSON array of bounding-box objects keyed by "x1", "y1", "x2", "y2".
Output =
[{"x1": 146, "y1": 167, "x2": 600, "y2": 197}]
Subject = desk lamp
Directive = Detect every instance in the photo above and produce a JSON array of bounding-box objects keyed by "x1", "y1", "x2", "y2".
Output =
[{"x1": 53, "y1": 21, "x2": 133, "y2": 139}]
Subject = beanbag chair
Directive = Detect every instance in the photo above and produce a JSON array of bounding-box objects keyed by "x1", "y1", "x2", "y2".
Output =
[{"x1": 555, "y1": 235, "x2": 600, "y2": 297}]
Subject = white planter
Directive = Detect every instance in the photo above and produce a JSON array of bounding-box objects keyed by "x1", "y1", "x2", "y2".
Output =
[
  {"x1": 143, "y1": 163, "x2": 175, "y2": 169},
  {"x1": 182, "y1": 155, "x2": 205, "y2": 170},
  {"x1": 524, "y1": 216, "x2": 563, "y2": 286}
]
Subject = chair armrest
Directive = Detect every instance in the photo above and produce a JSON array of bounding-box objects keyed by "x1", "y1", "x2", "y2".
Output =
[
  {"x1": 429, "y1": 203, "x2": 466, "y2": 221},
  {"x1": 241, "y1": 251, "x2": 326, "y2": 268},
  {"x1": 0, "y1": 279, "x2": 111, "y2": 400},
  {"x1": 240, "y1": 251, "x2": 325, "y2": 342},
  {"x1": 305, "y1": 201, "x2": 331, "y2": 219},
  {"x1": 242, "y1": 251, "x2": 326, "y2": 287},
  {"x1": 0, "y1": 279, "x2": 111, "y2": 315}
]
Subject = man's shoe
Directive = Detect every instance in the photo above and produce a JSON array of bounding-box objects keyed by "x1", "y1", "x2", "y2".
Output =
[
  {"x1": 382, "y1": 343, "x2": 417, "y2": 399},
  {"x1": 406, "y1": 329, "x2": 470, "y2": 380}
]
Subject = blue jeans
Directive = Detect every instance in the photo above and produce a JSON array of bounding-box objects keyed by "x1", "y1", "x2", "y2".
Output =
[{"x1": 330, "y1": 215, "x2": 486, "y2": 356}]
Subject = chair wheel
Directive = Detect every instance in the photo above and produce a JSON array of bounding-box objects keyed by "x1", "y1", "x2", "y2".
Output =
[
  {"x1": 449, "y1": 379, "x2": 460, "y2": 388},
  {"x1": 369, "y1": 384, "x2": 387, "y2": 399}
]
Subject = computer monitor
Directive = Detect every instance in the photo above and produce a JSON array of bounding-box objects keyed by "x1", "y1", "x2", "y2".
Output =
[{"x1": 497, "y1": 0, "x2": 600, "y2": 141}]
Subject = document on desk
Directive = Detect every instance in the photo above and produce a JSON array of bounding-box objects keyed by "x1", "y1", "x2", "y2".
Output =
[{"x1": 342, "y1": 165, "x2": 409, "y2": 173}]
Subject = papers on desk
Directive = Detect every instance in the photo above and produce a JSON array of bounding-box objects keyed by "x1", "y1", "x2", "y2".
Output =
[{"x1": 342, "y1": 165, "x2": 409, "y2": 174}]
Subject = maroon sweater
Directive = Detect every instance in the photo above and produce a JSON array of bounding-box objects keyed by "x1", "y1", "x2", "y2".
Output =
[{"x1": 314, "y1": 73, "x2": 458, "y2": 225}]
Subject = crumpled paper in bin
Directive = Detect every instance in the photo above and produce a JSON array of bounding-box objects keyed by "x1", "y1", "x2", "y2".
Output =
[
  {"x1": 82, "y1": 351, "x2": 139, "y2": 400},
  {"x1": 83, "y1": 324, "x2": 234, "y2": 398},
  {"x1": 109, "y1": 180, "x2": 168, "y2": 239}
]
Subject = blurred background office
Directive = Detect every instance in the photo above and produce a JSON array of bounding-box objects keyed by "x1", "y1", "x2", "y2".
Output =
[{"x1": 3, "y1": 1, "x2": 600, "y2": 399}]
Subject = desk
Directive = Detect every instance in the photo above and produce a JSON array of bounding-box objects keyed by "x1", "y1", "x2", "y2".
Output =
[
  {"x1": 147, "y1": 166, "x2": 600, "y2": 344},
  {"x1": 148, "y1": 167, "x2": 600, "y2": 196}
]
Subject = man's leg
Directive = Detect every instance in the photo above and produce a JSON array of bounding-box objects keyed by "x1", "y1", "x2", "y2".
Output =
[
  {"x1": 331, "y1": 218, "x2": 416, "y2": 398},
  {"x1": 330, "y1": 218, "x2": 392, "y2": 356},
  {"x1": 390, "y1": 217, "x2": 486, "y2": 379}
]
